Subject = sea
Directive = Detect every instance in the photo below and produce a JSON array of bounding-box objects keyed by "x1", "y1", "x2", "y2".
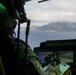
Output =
[{"x1": 15, "y1": 29, "x2": 76, "y2": 50}]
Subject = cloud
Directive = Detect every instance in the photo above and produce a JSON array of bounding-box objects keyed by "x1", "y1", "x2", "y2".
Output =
[{"x1": 24, "y1": 0, "x2": 76, "y2": 26}]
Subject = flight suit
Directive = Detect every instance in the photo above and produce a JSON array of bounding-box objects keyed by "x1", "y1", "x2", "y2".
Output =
[{"x1": 13, "y1": 38, "x2": 46, "y2": 75}]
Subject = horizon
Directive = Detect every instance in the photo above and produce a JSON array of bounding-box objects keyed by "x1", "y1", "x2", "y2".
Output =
[{"x1": 16, "y1": 21, "x2": 76, "y2": 28}]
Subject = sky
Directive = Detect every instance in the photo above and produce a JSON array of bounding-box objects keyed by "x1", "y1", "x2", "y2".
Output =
[{"x1": 23, "y1": 0, "x2": 76, "y2": 26}]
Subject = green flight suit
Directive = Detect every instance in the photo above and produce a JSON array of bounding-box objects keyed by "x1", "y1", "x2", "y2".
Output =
[{"x1": 13, "y1": 38, "x2": 46, "y2": 75}]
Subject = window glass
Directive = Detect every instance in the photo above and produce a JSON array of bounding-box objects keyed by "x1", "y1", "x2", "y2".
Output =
[{"x1": 15, "y1": 0, "x2": 76, "y2": 50}]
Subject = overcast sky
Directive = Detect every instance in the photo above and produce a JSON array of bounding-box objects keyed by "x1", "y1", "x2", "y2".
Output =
[{"x1": 23, "y1": 0, "x2": 76, "y2": 26}]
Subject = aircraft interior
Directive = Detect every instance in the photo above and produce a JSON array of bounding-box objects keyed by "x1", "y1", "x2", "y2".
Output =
[{"x1": 0, "y1": 0, "x2": 76, "y2": 75}]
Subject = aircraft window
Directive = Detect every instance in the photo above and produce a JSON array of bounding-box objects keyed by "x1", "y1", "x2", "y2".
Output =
[
  {"x1": 58, "y1": 51, "x2": 73, "y2": 63},
  {"x1": 15, "y1": 0, "x2": 76, "y2": 50}
]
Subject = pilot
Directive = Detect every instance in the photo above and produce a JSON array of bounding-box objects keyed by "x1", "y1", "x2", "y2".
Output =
[
  {"x1": 0, "y1": 3, "x2": 46, "y2": 75},
  {"x1": 43, "y1": 54, "x2": 72, "y2": 75},
  {"x1": 0, "y1": 3, "x2": 17, "y2": 75}
]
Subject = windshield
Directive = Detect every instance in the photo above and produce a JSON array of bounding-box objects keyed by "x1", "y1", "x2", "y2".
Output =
[{"x1": 15, "y1": 0, "x2": 76, "y2": 50}]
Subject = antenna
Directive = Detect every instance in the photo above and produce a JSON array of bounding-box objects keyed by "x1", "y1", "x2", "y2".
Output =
[{"x1": 38, "y1": 0, "x2": 49, "y2": 3}]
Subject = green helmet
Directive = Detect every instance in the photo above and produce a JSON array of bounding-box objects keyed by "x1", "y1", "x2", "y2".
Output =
[
  {"x1": 0, "y1": 3, "x2": 17, "y2": 36},
  {"x1": 0, "y1": 3, "x2": 8, "y2": 15}
]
